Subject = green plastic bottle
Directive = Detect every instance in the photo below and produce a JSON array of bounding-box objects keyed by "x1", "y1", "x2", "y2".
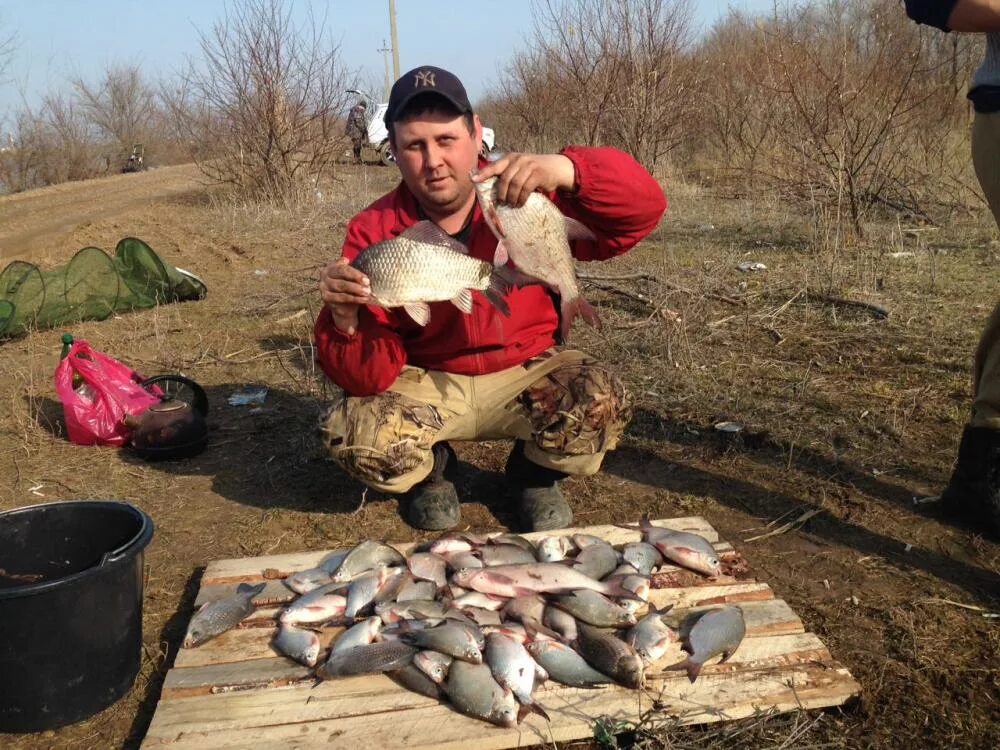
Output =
[{"x1": 59, "y1": 332, "x2": 74, "y2": 360}]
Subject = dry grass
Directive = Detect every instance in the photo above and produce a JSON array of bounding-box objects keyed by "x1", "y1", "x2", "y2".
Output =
[{"x1": 0, "y1": 164, "x2": 998, "y2": 749}]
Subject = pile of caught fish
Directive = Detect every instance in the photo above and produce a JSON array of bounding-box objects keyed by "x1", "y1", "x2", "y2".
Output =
[{"x1": 182, "y1": 518, "x2": 747, "y2": 729}]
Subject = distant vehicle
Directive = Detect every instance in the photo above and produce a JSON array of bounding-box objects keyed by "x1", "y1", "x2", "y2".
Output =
[
  {"x1": 347, "y1": 89, "x2": 496, "y2": 167},
  {"x1": 122, "y1": 144, "x2": 145, "y2": 173}
]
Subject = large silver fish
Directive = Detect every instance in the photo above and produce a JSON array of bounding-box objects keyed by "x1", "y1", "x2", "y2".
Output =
[
  {"x1": 624, "y1": 603, "x2": 677, "y2": 665},
  {"x1": 667, "y1": 605, "x2": 746, "y2": 682},
  {"x1": 550, "y1": 589, "x2": 636, "y2": 629},
  {"x1": 526, "y1": 639, "x2": 612, "y2": 688},
  {"x1": 330, "y1": 617, "x2": 382, "y2": 655},
  {"x1": 182, "y1": 582, "x2": 265, "y2": 648},
  {"x1": 351, "y1": 221, "x2": 512, "y2": 326},
  {"x1": 316, "y1": 641, "x2": 417, "y2": 680},
  {"x1": 414, "y1": 650, "x2": 453, "y2": 684},
  {"x1": 271, "y1": 624, "x2": 321, "y2": 667},
  {"x1": 331, "y1": 540, "x2": 406, "y2": 583},
  {"x1": 279, "y1": 583, "x2": 347, "y2": 626},
  {"x1": 453, "y1": 562, "x2": 639, "y2": 600},
  {"x1": 484, "y1": 632, "x2": 550, "y2": 720},
  {"x1": 443, "y1": 660, "x2": 519, "y2": 728},
  {"x1": 575, "y1": 622, "x2": 645, "y2": 689},
  {"x1": 473, "y1": 175, "x2": 601, "y2": 340},
  {"x1": 400, "y1": 621, "x2": 483, "y2": 663},
  {"x1": 636, "y1": 517, "x2": 721, "y2": 577}
]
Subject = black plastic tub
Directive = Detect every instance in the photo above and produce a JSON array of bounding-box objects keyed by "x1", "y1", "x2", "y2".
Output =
[{"x1": 0, "y1": 500, "x2": 154, "y2": 732}]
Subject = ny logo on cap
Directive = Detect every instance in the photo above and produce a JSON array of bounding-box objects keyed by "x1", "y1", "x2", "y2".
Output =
[{"x1": 414, "y1": 70, "x2": 437, "y2": 88}]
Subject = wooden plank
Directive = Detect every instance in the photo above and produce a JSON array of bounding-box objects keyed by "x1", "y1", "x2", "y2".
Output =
[
  {"x1": 148, "y1": 632, "x2": 835, "y2": 736},
  {"x1": 193, "y1": 540, "x2": 737, "y2": 607},
  {"x1": 174, "y1": 583, "x2": 780, "y2": 668},
  {"x1": 200, "y1": 517, "x2": 721, "y2": 583},
  {"x1": 165, "y1": 597, "x2": 800, "y2": 692},
  {"x1": 161, "y1": 658, "x2": 312, "y2": 696},
  {"x1": 142, "y1": 661, "x2": 859, "y2": 749}
]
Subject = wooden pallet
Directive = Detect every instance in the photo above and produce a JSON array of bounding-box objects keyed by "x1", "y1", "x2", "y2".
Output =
[{"x1": 140, "y1": 518, "x2": 860, "y2": 749}]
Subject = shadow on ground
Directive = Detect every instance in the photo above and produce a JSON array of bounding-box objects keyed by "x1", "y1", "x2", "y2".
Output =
[
  {"x1": 603, "y1": 409, "x2": 999, "y2": 605},
  {"x1": 123, "y1": 567, "x2": 204, "y2": 750}
]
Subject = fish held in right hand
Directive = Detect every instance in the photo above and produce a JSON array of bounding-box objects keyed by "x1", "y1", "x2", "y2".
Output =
[{"x1": 351, "y1": 221, "x2": 514, "y2": 326}]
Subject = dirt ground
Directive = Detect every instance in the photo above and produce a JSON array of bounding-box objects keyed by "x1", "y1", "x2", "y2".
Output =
[{"x1": 0, "y1": 162, "x2": 997, "y2": 749}]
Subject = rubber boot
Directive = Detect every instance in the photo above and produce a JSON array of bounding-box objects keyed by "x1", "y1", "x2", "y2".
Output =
[
  {"x1": 406, "y1": 442, "x2": 460, "y2": 531},
  {"x1": 939, "y1": 426, "x2": 1000, "y2": 538},
  {"x1": 505, "y1": 441, "x2": 573, "y2": 532}
]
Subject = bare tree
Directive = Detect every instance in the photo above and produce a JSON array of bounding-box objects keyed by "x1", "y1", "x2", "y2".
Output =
[
  {"x1": 0, "y1": 27, "x2": 14, "y2": 82},
  {"x1": 180, "y1": 0, "x2": 354, "y2": 204},
  {"x1": 73, "y1": 65, "x2": 158, "y2": 157},
  {"x1": 602, "y1": 0, "x2": 698, "y2": 170},
  {"x1": 685, "y1": 0, "x2": 979, "y2": 234},
  {"x1": 38, "y1": 93, "x2": 101, "y2": 183},
  {"x1": 695, "y1": 10, "x2": 777, "y2": 190},
  {"x1": 483, "y1": 0, "x2": 696, "y2": 170},
  {"x1": 0, "y1": 93, "x2": 102, "y2": 192}
]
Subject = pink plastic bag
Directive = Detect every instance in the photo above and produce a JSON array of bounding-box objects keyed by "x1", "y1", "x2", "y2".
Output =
[{"x1": 54, "y1": 339, "x2": 162, "y2": 446}]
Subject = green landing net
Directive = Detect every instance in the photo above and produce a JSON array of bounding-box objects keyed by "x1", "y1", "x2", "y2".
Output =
[{"x1": 0, "y1": 237, "x2": 207, "y2": 340}]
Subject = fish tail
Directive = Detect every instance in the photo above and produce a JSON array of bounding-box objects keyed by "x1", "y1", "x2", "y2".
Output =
[
  {"x1": 517, "y1": 701, "x2": 551, "y2": 724},
  {"x1": 483, "y1": 270, "x2": 512, "y2": 317},
  {"x1": 685, "y1": 660, "x2": 702, "y2": 682},
  {"x1": 237, "y1": 581, "x2": 267, "y2": 598},
  {"x1": 664, "y1": 656, "x2": 702, "y2": 683},
  {"x1": 602, "y1": 579, "x2": 645, "y2": 602},
  {"x1": 521, "y1": 616, "x2": 562, "y2": 642},
  {"x1": 559, "y1": 296, "x2": 602, "y2": 340}
]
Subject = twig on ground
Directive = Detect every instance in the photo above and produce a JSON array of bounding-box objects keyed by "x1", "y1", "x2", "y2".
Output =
[
  {"x1": 809, "y1": 292, "x2": 889, "y2": 320},
  {"x1": 577, "y1": 268, "x2": 746, "y2": 307},
  {"x1": 352, "y1": 487, "x2": 369, "y2": 515},
  {"x1": 744, "y1": 508, "x2": 824, "y2": 542},
  {"x1": 583, "y1": 279, "x2": 654, "y2": 306},
  {"x1": 919, "y1": 598, "x2": 1000, "y2": 618},
  {"x1": 276, "y1": 309, "x2": 308, "y2": 324}
]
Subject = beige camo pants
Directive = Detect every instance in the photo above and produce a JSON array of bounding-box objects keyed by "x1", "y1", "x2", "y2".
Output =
[
  {"x1": 321, "y1": 349, "x2": 632, "y2": 493},
  {"x1": 969, "y1": 113, "x2": 1000, "y2": 429}
]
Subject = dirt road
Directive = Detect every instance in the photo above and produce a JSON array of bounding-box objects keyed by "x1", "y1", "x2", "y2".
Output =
[{"x1": 0, "y1": 164, "x2": 204, "y2": 263}]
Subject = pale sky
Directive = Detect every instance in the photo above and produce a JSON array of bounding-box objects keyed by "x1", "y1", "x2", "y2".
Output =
[{"x1": 0, "y1": 1, "x2": 775, "y2": 122}]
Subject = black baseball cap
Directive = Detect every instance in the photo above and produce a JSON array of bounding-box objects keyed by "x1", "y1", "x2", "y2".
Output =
[{"x1": 384, "y1": 66, "x2": 473, "y2": 128}]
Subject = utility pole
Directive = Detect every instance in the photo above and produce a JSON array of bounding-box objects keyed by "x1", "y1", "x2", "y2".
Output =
[
  {"x1": 378, "y1": 39, "x2": 393, "y2": 100},
  {"x1": 389, "y1": 0, "x2": 401, "y2": 80}
]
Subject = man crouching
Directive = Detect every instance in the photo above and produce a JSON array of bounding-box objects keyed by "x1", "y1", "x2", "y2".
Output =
[{"x1": 315, "y1": 65, "x2": 667, "y2": 532}]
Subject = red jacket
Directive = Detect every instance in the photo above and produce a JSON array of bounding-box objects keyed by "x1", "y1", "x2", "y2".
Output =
[{"x1": 314, "y1": 146, "x2": 667, "y2": 396}]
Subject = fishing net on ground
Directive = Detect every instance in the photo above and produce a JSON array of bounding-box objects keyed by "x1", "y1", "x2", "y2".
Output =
[{"x1": 0, "y1": 237, "x2": 207, "y2": 340}]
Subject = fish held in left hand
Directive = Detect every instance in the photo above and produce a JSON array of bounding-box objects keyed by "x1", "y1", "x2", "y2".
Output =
[{"x1": 472, "y1": 174, "x2": 601, "y2": 340}]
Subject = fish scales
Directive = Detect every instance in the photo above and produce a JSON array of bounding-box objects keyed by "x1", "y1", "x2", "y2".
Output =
[{"x1": 351, "y1": 221, "x2": 511, "y2": 325}]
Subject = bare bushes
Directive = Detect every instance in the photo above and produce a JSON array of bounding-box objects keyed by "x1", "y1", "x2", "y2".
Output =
[
  {"x1": 1, "y1": 66, "x2": 185, "y2": 193},
  {"x1": 73, "y1": 65, "x2": 158, "y2": 160},
  {"x1": 0, "y1": 96, "x2": 103, "y2": 192},
  {"x1": 694, "y1": 1, "x2": 982, "y2": 234},
  {"x1": 482, "y1": 0, "x2": 698, "y2": 171},
  {"x1": 484, "y1": 0, "x2": 982, "y2": 232},
  {"x1": 178, "y1": 0, "x2": 354, "y2": 205}
]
